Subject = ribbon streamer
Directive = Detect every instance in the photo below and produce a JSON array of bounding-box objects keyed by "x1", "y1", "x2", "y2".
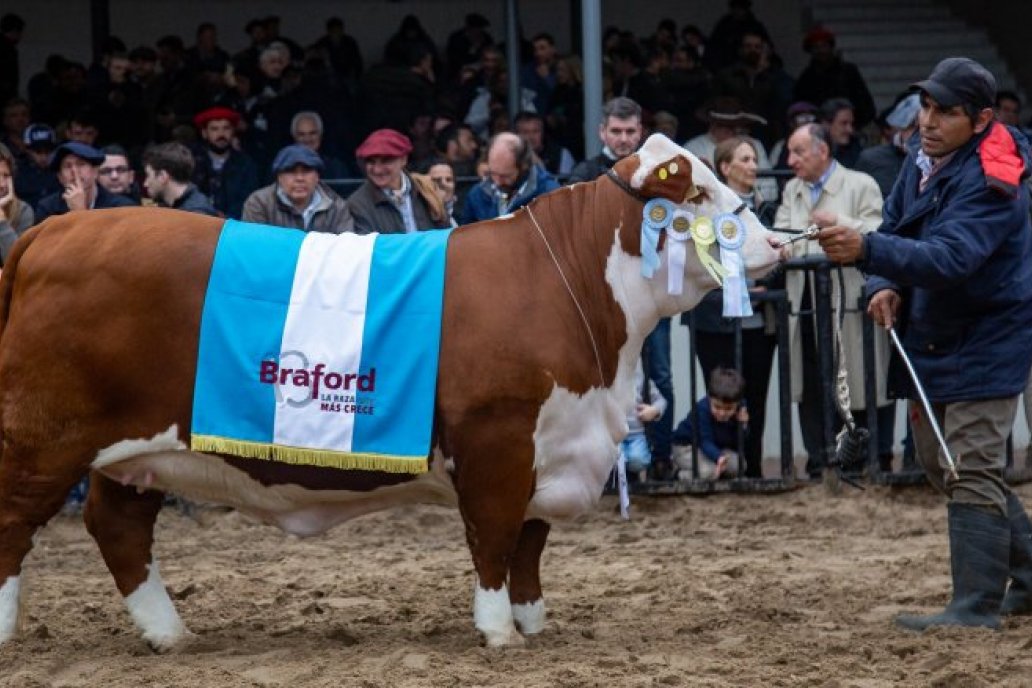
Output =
[
  {"x1": 665, "y1": 210, "x2": 693, "y2": 294},
  {"x1": 714, "y1": 213, "x2": 753, "y2": 318},
  {"x1": 689, "y1": 216, "x2": 728, "y2": 286},
  {"x1": 640, "y1": 199, "x2": 674, "y2": 278}
]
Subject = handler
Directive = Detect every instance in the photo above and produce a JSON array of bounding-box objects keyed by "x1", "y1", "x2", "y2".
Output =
[{"x1": 818, "y1": 57, "x2": 1032, "y2": 631}]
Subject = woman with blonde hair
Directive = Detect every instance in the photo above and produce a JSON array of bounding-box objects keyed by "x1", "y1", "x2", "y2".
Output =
[{"x1": 0, "y1": 142, "x2": 33, "y2": 264}]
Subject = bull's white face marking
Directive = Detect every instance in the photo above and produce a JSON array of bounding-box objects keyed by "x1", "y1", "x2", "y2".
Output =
[
  {"x1": 94, "y1": 441, "x2": 457, "y2": 537},
  {"x1": 93, "y1": 424, "x2": 186, "y2": 470},
  {"x1": 124, "y1": 560, "x2": 189, "y2": 652},
  {"x1": 474, "y1": 579, "x2": 524, "y2": 647},
  {"x1": 512, "y1": 599, "x2": 545, "y2": 635},
  {"x1": 0, "y1": 575, "x2": 22, "y2": 644}
]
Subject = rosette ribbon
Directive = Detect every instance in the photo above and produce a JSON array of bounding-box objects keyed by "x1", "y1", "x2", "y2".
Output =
[
  {"x1": 640, "y1": 198, "x2": 674, "y2": 278},
  {"x1": 665, "y1": 210, "x2": 693, "y2": 295},
  {"x1": 713, "y1": 212, "x2": 753, "y2": 318},
  {"x1": 689, "y1": 216, "x2": 728, "y2": 287}
]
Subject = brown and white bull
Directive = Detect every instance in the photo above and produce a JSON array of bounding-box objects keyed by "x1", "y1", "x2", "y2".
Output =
[{"x1": 0, "y1": 135, "x2": 779, "y2": 650}]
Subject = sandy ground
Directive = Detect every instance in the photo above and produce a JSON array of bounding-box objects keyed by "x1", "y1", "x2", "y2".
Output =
[{"x1": 4, "y1": 478, "x2": 1032, "y2": 687}]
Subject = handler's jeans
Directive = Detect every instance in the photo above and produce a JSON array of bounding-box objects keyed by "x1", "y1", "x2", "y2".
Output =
[{"x1": 911, "y1": 396, "x2": 1017, "y2": 517}]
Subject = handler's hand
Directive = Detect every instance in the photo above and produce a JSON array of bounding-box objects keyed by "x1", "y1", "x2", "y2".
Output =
[
  {"x1": 817, "y1": 225, "x2": 864, "y2": 263},
  {"x1": 867, "y1": 289, "x2": 901, "y2": 330}
]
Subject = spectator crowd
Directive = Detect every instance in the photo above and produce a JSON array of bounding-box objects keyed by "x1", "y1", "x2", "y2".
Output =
[{"x1": 3, "y1": 1, "x2": 1031, "y2": 482}]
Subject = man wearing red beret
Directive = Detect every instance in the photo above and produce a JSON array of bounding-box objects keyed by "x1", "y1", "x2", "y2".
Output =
[
  {"x1": 347, "y1": 128, "x2": 450, "y2": 234},
  {"x1": 793, "y1": 26, "x2": 876, "y2": 131},
  {"x1": 190, "y1": 106, "x2": 259, "y2": 219}
]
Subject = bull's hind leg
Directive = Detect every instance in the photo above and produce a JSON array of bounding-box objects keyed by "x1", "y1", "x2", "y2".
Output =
[
  {"x1": 0, "y1": 441, "x2": 90, "y2": 645},
  {"x1": 509, "y1": 518, "x2": 550, "y2": 635},
  {"x1": 456, "y1": 434, "x2": 536, "y2": 647},
  {"x1": 84, "y1": 472, "x2": 189, "y2": 651}
]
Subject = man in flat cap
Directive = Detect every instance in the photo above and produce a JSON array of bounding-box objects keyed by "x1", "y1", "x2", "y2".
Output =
[
  {"x1": 242, "y1": 144, "x2": 353, "y2": 233},
  {"x1": 34, "y1": 141, "x2": 137, "y2": 223},
  {"x1": 191, "y1": 106, "x2": 259, "y2": 219},
  {"x1": 819, "y1": 57, "x2": 1032, "y2": 631},
  {"x1": 347, "y1": 128, "x2": 450, "y2": 234}
]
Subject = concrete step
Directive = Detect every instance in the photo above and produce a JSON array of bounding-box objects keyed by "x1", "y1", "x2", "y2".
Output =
[
  {"x1": 825, "y1": 19, "x2": 970, "y2": 33},
  {"x1": 836, "y1": 32, "x2": 988, "y2": 49},
  {"x1": 820, "y1": 11, "x2": 960, "y2": 25},
  {"x1": 845, "y1": 46, "x2": 1001, "y2": 64}
]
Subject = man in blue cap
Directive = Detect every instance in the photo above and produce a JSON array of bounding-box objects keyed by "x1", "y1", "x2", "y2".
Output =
[
  {"x1": 35, "y1": 141, "x2": 138, "y2": 223},
  {"x1": 241, "y1": 144, "x2": 353, "y2": 233},
  {"x1": 819, "y1": 57, "x2": 1032, "y2": 631}
]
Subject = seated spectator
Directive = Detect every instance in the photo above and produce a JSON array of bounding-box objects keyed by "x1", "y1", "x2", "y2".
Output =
[
  {"x1": 191, "y1": 106, "x2": 259, "y2": 219},
  {"x1": 445, "y1": 13, "x2": 494, "y2": 83},
  {"x1": 514, "y1": 110, "x2": 575, "y2": 176},
  {"x1": 462, "y1": 132, "x2": 559, "y2": 224},
  {"x1": 434, "y1": 123, "x2": 480, "y2": 179},
  {"x1": 348, "y1": 128, "x2": 450, "y2": 234},
  {"x1": 855, "y1": 93, "x2": 919, "y2": 199},
  {"x1": 672, "y1": 367, "x2": 749, "y2": 480},
  {"x1": 426, "y1": 159, "x2": 458, "y2": 227},
  {"x1": 96, "y1": 144, "x2": 137, "y2": 201},
  {"x1": 65, "y1": 107, "x2": 100, "y2": 146},
  {"x1": 521, "y1": 32, "x2": 558, "y2": 114},
  {"x1": 0, "y1": 142, "x2": 33, "y2": 262},
  {"x1": 545, "y1": 55, "x2": 585, "y2": 159},
  {"x1": 1, "y1": 97, "x2": 30, "y2": 160},
  {"x1": 652, "y1": 111, "x2": 679, "y2": 141},
  {"x1": 13, "y1": 123, "x2": 60, "y2": 209},
  {"x1": 35, "y1": 141, "x2": 137, "y2": 223},
  {"x1": 769, "y1": 101, "x2": 818, "y2": 171},
  {"x1": 310, "y1": 16, "x2": 364, "y2": 84},
  {"x1": 141, "y1": 141, "x2": 217, "y2": 215},
  {"x1": 621, "y1": 359, "x2": 668, "y2": 480},
  {"x1": 666, "y1": 45, "x2": 711, "y2": 142},
  {"x1": 685, "y1": 96, "x2": 777, "y2": 201},
  {"x1": 568, "y1": 96, "x2": 643, "y2": 183},
  {"x1": 242, "y1": 144, "x2": 353, "y2": 233},
  {"x1": 821, "y1": 97, "x2": 862, "y2": 168},
  {"x1": 793, "y1": 27, "x2": 875, "y2": 130},
  {"x1": 289, "y1": 111, "x2": 352, "y2": 179}
]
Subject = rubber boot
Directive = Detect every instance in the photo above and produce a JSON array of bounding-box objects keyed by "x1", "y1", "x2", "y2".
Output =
[
  {"x1": 896, "y1": 502, "x2": 1009, "y2": 631},
  {"x1": 1001, "y1": 493, "x2": 1032, "y2": 616}
]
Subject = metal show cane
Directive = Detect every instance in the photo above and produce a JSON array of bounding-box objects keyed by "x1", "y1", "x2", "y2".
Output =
[{"x1": 888, "y1": 327, "x2": 960, "y2": 482}]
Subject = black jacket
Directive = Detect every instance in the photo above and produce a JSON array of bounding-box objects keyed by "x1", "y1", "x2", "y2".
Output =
[{"x1": 34, "y1": 185, "x2": 138, "y2": 224}]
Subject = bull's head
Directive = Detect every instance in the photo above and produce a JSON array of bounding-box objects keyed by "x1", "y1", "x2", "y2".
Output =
[{"x1": 610, "y1": 134, "x2": 781, "y2": 316}]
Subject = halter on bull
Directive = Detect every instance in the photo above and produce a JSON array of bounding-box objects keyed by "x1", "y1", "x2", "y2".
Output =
[{"x1": 0, "y1": 135, "x2": 779, "y2": 650}]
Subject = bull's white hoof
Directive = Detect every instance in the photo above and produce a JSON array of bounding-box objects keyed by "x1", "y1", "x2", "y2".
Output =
[
  {"x1": 474, "y1": 581, "x2": 524, "y2": 648},
  {"x1": 0, "y1": 576, "x2": 22, "y2": 645},
  {"x1": 125, "y1": 561, "x2": 190, "y2": 653},
  {"x1": 145, "y1": 627, "x2": 194, "y2": 654},
  {"x1": 482, "y1": 625, "x2": 527, "y2": 647},
  {"x1": 512, "y1": 599, "x2": 546, "y2": 635}
]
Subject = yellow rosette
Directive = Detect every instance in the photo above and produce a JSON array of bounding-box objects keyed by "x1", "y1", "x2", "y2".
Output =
[{"x1": 689, "y1": 216, "x2": 728, "y2": 285}]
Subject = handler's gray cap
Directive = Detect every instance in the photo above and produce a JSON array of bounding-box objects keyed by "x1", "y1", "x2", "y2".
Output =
[{"x1": 912, "y1": 57, "x2": 996, "y2": 111}]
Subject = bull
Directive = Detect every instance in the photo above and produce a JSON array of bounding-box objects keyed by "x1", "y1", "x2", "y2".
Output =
[{"x1": 0, "y1": 135, "x2": 780, "y2": 650}]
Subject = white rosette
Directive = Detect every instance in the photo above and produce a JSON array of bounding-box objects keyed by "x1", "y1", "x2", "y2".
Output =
[
  {"x1": 713, "y1": 213, "x2": 753, "y2": 318},
  {"x1": 665, "y1": 209, "x2": 693, "y2": 295}
]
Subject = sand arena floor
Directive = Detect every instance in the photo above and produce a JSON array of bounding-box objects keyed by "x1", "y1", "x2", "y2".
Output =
[{"x1": 4, "y1": 481, "x2": 1032, "y2": 687}]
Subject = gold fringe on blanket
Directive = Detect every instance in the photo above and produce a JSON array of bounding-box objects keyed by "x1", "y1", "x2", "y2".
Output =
[{"x1": 190, "y1": 435, "x2": 429, "y2": 474}]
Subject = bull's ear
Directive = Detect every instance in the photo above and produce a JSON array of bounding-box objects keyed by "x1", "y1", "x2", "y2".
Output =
[{"x1": 613, "y1": 153, "x2": 706, "y2": 205}]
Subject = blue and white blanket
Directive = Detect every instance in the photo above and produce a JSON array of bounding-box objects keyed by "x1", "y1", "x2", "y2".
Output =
[{"x1": 191, "y1": 220, "x2": 451, "y2": 473}]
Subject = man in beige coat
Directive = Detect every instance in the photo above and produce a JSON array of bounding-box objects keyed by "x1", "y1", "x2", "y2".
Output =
[{"x1": 774, "y1": 122, "x2": 888, "y2": 477}]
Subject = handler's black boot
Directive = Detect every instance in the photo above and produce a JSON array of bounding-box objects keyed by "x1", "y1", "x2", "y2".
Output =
[
  {"x1": 1001, "y1": 493, "x2": 1032, "y2": 615},
  {"x1": 895, "y1": 502, "x2": 1009, "y2": 631}
]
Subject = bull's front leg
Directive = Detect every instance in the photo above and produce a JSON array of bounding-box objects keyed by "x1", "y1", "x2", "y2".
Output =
[
  {"x1": 509, "y1": 518, "x2": 550, "y2": 635},
  {"x1": 453, "y1": 426, "x2": 536, "y2": 647}
]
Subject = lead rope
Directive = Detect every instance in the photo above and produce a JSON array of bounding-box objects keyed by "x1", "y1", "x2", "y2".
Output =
[{"x1": 525, "y1": 206, "x2": 606, "y2": 388}]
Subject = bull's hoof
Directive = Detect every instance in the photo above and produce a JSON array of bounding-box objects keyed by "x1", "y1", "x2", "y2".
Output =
[
  {"x1": 481, "y1": 626, "x2": 527, "y2": 648},
  {"x1": 512, "y1": 600, "x2": 546, "y2": 635},
  {"x1": 144, "y1": 628, "x2": 194, "y2": 654}
]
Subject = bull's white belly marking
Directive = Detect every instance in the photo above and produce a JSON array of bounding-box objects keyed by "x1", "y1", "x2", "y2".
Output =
[
  {"x1": 92, "y1": 430, "x2": 457, "y2": 537},
  {"x1": 125, "y1": 560, "x2": 189, "y2": 651},
  {"x1": 0, "y1": 575, "x2": 22, "y2": 643}
]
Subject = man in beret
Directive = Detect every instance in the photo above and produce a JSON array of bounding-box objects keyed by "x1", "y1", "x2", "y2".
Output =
[
  {"x1": 348, "y1": 128, "x2": 450, "y2": 234},
  {"x1": 241, "y1": 144, "x2": 353, "y2": 232},
  {"x1": 793, "y1": 26, "x2": 876, "y2": 130},
  {"x1": 190, "y1": 106, "x2": 259, "y2": 219},
  {"x1": 819, "y1": 58, "x2": 1032, "y2": 631},
  {"x1": 34, "y1": 141, "x2": 137, "y2": 223}
]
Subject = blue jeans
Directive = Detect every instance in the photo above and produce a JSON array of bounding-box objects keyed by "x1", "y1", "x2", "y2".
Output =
[
  {"x1": 621, "y1": 432, "x2": 652, "y2": 472},
  {"x1": 644, "y1": 318, "x2": 674, "y2": 461}
]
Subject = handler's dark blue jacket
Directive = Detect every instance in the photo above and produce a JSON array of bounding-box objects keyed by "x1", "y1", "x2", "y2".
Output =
[{"x1": 862, "y1": 122, "x2": 1032, "y2": 403}]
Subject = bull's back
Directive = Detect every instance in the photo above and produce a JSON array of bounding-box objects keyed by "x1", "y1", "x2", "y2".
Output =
[{"x1": 0, "y1": 208, "x2": 223, "y2": 441}]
